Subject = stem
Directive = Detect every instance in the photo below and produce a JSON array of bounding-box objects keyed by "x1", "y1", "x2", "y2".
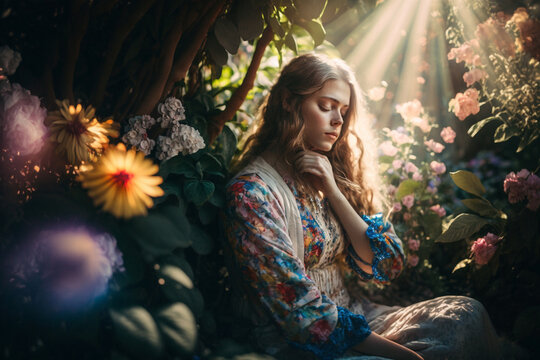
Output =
[
  {"x1": 91, "y1": 0, "x2": 158, "y2": 108},
  {"x1": 207, "y1": 26, "x2": 274, "y2": 144}
]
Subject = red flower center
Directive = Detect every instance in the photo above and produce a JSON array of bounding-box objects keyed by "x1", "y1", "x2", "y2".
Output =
[
  {"x1": 67, "y1": 114, "x2": 88, "y2": 135},
  {"x1": 112, "y1": 170, "x2": 133, "y2": 188}
]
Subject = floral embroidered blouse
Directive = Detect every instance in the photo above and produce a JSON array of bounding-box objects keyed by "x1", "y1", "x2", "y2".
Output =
[{"x1": 225, "y1": 173, "x2": 405, "y2": 359}]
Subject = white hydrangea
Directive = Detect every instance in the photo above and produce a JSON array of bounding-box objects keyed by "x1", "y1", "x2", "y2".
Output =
[
  {"x1": 157, "y1": 97, "x2": 185, "y2": 128},
  {"x1": 0, "y1": 46, "x2": 22, "y2": 76},
  {"x1": 122, "y1": 115, "x2": 156, "y2": 155},
  {"x1": 156, "y1": 124, "x2": 205, "y2": 161}
]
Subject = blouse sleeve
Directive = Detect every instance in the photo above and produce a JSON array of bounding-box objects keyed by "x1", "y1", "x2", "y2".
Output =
[
  {"x1": 225, "y1": 175, "x2": 371, "y2": 359},
  {"x1": 346, "y1": 213, "x2": 405, "y2": 284}
]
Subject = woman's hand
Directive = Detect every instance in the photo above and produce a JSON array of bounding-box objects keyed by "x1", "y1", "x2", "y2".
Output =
[{"x1": 294, "y1": 150, "x2": 340, "y2": 197}]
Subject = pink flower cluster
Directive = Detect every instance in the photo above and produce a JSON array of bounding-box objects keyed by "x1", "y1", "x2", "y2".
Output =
[
  {"x1": 430, "y1": 161, "x2": 446, "y2": 175},
  {"x1": 471, "y1": 233, "x2": 501, "y2": 265},
  {"x1": 447, "y1": 39, "x2": 482, "y2": 66},
  {"x1": 424, "y1": 139, "x2": 445, "y2": 153},
  {"x1": 379, "y1": 141, "x2": 398, "y2": 156},
  {"x1": 476, "y1": 17, "x2": 515, "y2": 57},
  {"x1": 503, "y1": 169, "x2": 540, "y2": 211},
  {"x1": 0, "y1": 83, "x2": 48, "y2": 156},
  {"x1": 449, "y1": 88, "x2": 480, "y2": 121},
  {"x1": 440, "y1": 126, "x2": 456, "y2": 143},
  {"x1": 401, "y1": 194, "x2": 415, "y2": 209},
  {"x1": 463, "y1": 68, "x2": 488, "y2": 87},
  {"x1": 396, "y1": 99, "x2": 423, "y2": 120},
  {"x1": 429, "y1": 204, "x2": 446, "y2": 217}
]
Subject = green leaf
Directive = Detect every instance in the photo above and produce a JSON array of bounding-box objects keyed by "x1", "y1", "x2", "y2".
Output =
[
  {"x1": 420, "y1": 212, "x2": 442, "y2": 239},
  {"x1": 159, "y1": 205, "x2": 191, "y2": 235},
  {"x1": 184, "y1": 180, "x2": 215, "y2": 206},
  {"x1": 214, "y1": 17, "x2": 240, "y2": 54},
  {"x1": 158, "y1": 264, "x2": 193, "y2": 289},
  {"x1": 129, "y1": 213, "x2": 190, "y2": 256},
  {"x1": 284, "y1": 31, "x2": 298, "y2": 54},
  {"x1": 450, "y1": 170, "x2": 486, "y2": 197},
  {"x1": 378, "y1": 155, "x2": 394, "y2": 164},
  {"x1": 461, "y1": 198, "x2": 499, "y2": 218},
  {"x1": 436, "y1": 213, "x2": 489, "y2": 243},
  {"x1": 297, "y1": 18, "x2": 326, "y2": 47},
  {"x1": 233, "y1": 0, "x2": 264, "y2": 41},
  {"x1": 269, "y1": 15, "x2": 285, "y2": 38},
  {"x1": 206, "y1": 32, "x2": 228, "y2": 66},
  {"x1": 452, "y1": 258, "x2": 472, "y2": 273},
  {"x1": 395, "y1": 179, "x2": 421, "y2": 201},
  {"x1": 190, "y1": 224, "x2": 214, "y2": 255},
  {"x1": 214, "y1": 125, "x2": 237, "y2": 166},
  {"x1": 199, "y1": 152, "x2": 223, "y2": 176},
  {"x1": 167, "y1": 158, "x2": 201, "y2": 179},
  {"x1": 493, "y1": 123, "x2": 519, "y2": 143},
  {"x1": 110, "y1": 306, "x2": 164, "y2": 359},
  {"x1": 516, "y1": 131, "x2": 539, "y2": 153},
  {"x1": 154, "y1": 183, "x2": 182, "y2": 205},
  {"x1": 467, "y1": 116, "x2": 500, "y2": 137},
  {"x1": 198, "y1": 202, "x2": 218, "y2": 225},
  {"x1": 293, "y1": 0, "x2": 327, "y2": 19},
  {"x1": 155, "y1": 303, "x2": 197, "y2": 356}
]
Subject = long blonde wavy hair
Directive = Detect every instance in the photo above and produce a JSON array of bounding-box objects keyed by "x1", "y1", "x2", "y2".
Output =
[{"x1": 234, "y1": 53, "x2": 386, "y2": 215}]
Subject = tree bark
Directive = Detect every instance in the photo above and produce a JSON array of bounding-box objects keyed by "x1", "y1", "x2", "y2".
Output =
[
  {"x1": 91, "y1": 0, "x2": 158, "y2": 108},
  {"x1": 207, "y1": 26, "x2": 274, "y2": 144}
]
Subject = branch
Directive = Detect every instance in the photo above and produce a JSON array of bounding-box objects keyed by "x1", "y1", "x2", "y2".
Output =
[
  {"x1": 90, "y1": 0, "x2": 158, "y2": 108},
  {"x1": 207, "y1": 26, "x2": 274, "y2": 144},
  {"x1": 135, "y1": 0, "x2": 225, "y2": 115},
  {"x1": 59, "y1": 0, "x2": 91, "y2": 103}
]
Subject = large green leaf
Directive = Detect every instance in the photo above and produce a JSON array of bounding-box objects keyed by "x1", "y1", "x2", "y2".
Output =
[
  {"x1": 450, "y1": 170, "x2": 486, "y2": 197},
  {"x1": 159, "y1": 204, "x2": 191, "y2": 234},
  {"x1": 493, "y1": 123, "x2": 519, "y2": 143},
  {"x1": 214, "y1": 125, "x2": 237, "y2": 166},
  {"x1": 129, "y1": 213, "x2": 190, "y2": 256},
  {"x1": 293, "y1": 0, "x2": 327, "y2": 20},
  {"x1": 167, "y1": 158, "x2": 201, "y2": 179},
  {"x1": 233, "y1": 0, "x2": 264, "y2": 40},
  {"x1": 436, "y1": 213, "x2": 489, "y2": 243},
  {"x1": 297, "y1": 18, "x2": 326, "y2": 47},
  {"x1": 268, "y1": 15, "x2": 285, "y2": 38},
  {"x1": 110, "y1": 306, "x2": 163, "y2": 359},
  {"x1": 284, "y1": 31, "x2": 298, "y2": 54},
  {"x1": 155, "y1": 303, "x2": 197, "y2": 356},
  {"x1": 467, "y1": 116, "x2": 500, "y2": 137},
  {"x1": 420, "y1": 212, "x2": 442, "y2": 239},
  {"x1": 184, "y1": 180, "x2": 215, "y2": 206},
  {"x1": 214, "y1": 17, "x2": 240, "y2": 54},
  {"x1": 206, "y1": 31, "x2": 228, "y2": 66},
  {"x1": 199, "y1": 152, "x2": 223, "y2": 177},
  {"x1": 461, "y1": 198, "x2": 499, "y2": 218},
  {"x1": 395, "y1": 179, "x2": 421, "y2": 200}
]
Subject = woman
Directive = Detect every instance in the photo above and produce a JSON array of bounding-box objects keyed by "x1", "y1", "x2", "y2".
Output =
[{"x1": 224, "y1": 53, "x2": 500, "y2": 360}]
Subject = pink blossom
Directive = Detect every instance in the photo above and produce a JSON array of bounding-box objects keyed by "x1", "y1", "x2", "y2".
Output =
[
  {"x1": 393, "y1": 202, "x2": 402, "y2": 212},
  {"x1": 403, "y1": 212, "x2": 412, "y2": 221},
  {"x1": 396, "y1": 99, "x2": 423, "y2": 120},
  {"x1": 476, "y1": 17, "x2": 515, "y2": 57},
  {"x1": 417, "y1": 76, "x2": 425, "y2": 84},
  {"x1": 410, "y1": 116, "x2": 431, "y2": 133},
  {"x1": 471, "y1": 233, "x2": 501, "y2": 265},
  {"x1": 368, "y1": 86, "x2": 386, "y2": 101},
  {"x1": 440, "y1": 126, "x2": 456, "y2": 143},
  {"x1": 430, "y1": 204, "x2": 446, "y2": 217},
  {"x1": 424, "y1": 139, "x2": 445, "y2": 153},
  {"x1": 504, "y1": 171, "x2": 527, "y2": 204},
  {"x1": 525, "y1": 174, "x2": 540, "y2": 211},
  {"x1": 517, "y1": 169, "x2": 530, "y2": 179},
  {"x1": 1, "y1": 83, "x2": 48, "y2": 156},
  {"x1": 390, "y1": 129, "x2": 413, "y2": 145},
  {"x1": 379, "y1": 141, "x2": 398, "y2": 156},
  {"x1": 392, "y1": 159, "x2": 403, "y2": 169},
  {"x1": 407, "y1": 254, "x2": 419, "y2": 267},
  {"x1": 408, "y1": 239, "x2": 420, "y2": 251},
  {"x1": 449, "y1": 89, "x2": 481, "y2": 121},
  {"x1": 430, "y1": 161, "x2": 446, "y2": 174},
  {"x1": 404, "y1": 162, "x2": 418, "y2": 173},
  {"x1": 412, "y1": 172, "x2": 423, "y2": 181},
  {"x1": 447, "y1": 39, "x2": 482, "y2": 66},
  {"x1": 463, "y1": 68, "x2": 488, "y2": 86},
  {"x1": 402, "y1": 194, "x2": 415, "y2": 209}
]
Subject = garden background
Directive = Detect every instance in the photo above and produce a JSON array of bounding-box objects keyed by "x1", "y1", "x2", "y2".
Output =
[{"x1": 0, "y1": 0, "x2": 538, "y2": 359}]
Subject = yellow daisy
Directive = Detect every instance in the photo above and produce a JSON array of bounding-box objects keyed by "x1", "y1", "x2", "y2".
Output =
[
  {"x1": 78, "y1": 143, "x2": 164, "y2": 219},
  {"x1": 47, "y1": 99, "x2": 119, "y2": 164}
]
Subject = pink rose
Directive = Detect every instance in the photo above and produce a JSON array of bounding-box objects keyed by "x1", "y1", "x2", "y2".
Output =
[
  {"x1": 392, "y1": 159, "x2": 403, "y2": 169},
  {"x1": 410, "y1": 116, "x2": 431, "y2": 133},
  {"x1": 1, "y1": 83, "x2": 48, "y2": 156},
  {"x1": 379, "y1": 141, "x2": 398, "y2": 156},
  {"x1": 440, "y1": 126, "x2": 456, "y2": 143},
  {"x1": 424, "y1": 139, "x2": 445, "y2": 153},
  {"x1": 402, "y1": 194, "x2": 415, "y2": 209},
  {"x1": 447, "y1": 40, "x2": 482, "y2": 66},
  {"x1": 412, "y1": 172, "x2": 423, "y2": 181},
  {"x1": 390, "y1": 129, "x2": 413, "y2": 145},
  {"x1": 368, "y1": 86, "x2": 386, "y2": 101},
  {"x1": 407, "y1": 254, "x2": 419, "y2": 267},
  {"x1": 517, "y1": 169, "x2": 530, "y2": 179},
  {"x1": 404, "y1": 162, "x2": 418, "y2": 173},
  {"x1": 471, "y1": 233, "x2": 500, "y2": 265},
  {"x1": 393, "y1": 202, "x2": 402, "y2": 212},
  {"x1": 408, "y1": 239, "x2": 420, "y2": 251},
  {"x1": 429, "y1": 204, "x2": 446, "y2": 217},
  {"x1": 430, "y1": 161, "x2": 446, "y2": 175},
  {"x1": 396, "y1": 99, "x2": 423, "y2": 120},
  {"x1": 463, "y1": 68, "x2": 488, "y2": 86},
  {"x1": 449, "y1": 89, "x2": 481, "y2": 121},
  {"x1": 504, "y1": 171, "x2": 527, "y2": 204}
]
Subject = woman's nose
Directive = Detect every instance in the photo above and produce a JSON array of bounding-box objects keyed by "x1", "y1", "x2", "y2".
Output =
[{"x1": 331, "y1": 112, "x2": 344, "y2": 126}]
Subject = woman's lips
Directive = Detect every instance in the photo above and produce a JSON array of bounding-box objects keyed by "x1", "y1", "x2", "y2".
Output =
[{"x1": 325, "y1": 133, "x2": 338, "y2": 140}]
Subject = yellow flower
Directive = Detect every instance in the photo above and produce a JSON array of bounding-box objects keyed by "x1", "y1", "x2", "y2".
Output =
[
  {"x1": 78, "y1": 143, "x2": 164, "y2": 219},
  {"x1": 47, "y1": 99, "x2": 119, "y2": 164}
]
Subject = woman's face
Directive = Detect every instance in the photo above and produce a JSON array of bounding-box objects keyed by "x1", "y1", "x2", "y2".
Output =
[{"x1": 301, "y1": 79, "x2": 350, "y2": 152}]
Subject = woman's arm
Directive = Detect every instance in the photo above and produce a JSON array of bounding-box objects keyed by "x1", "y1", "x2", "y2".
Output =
[
  {"x1": 294, "y1": 150, "x2": 375, "y2": 274},
  {"x1": 354, "y1": 333, "x2": 424, "y2": 360}
]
